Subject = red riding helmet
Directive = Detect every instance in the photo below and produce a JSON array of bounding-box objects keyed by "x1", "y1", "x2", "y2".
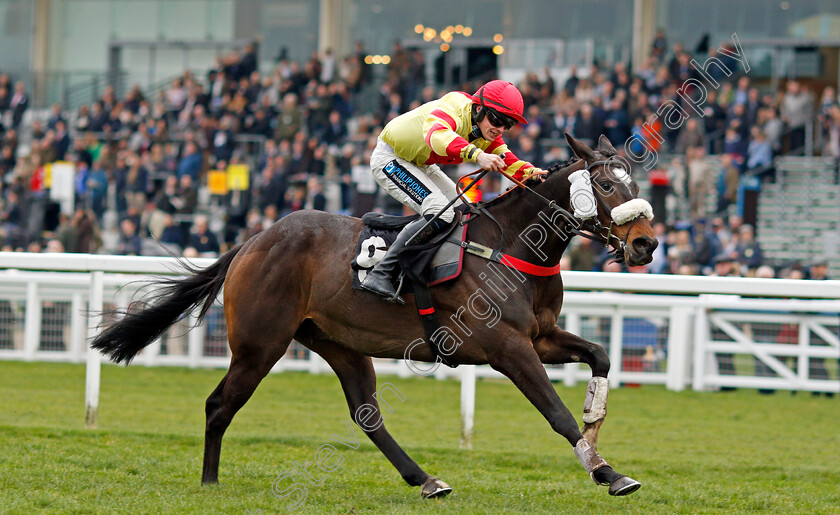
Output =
[{"x1": 471, "y1": 80, "x2": 528, "y2": 125}]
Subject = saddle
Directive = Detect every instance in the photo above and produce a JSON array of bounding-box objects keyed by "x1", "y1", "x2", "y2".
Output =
[
  {"x1": 352, "y1": 211, "x2": 469, "y2": 368},
  {"x1": 351, "y1": 211, "x2": 468, "y2": 290}
]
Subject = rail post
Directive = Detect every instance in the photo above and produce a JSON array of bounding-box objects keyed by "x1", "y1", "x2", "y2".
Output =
[
  {"x1": 666, "y1": 306, "x2": 692, "y2": 391},
  {"x1": 85, "y1": 271, "x2": 104, "y2": 428},
  {"x1": 692, "y1": 304, "x2": 709, "y2": 392},
  {"x1": 23, "y1": 281, "x2": 40, "y2": 360},
  {"x1": 460, "y1": 364, "x2": 476, "y2": 450}
]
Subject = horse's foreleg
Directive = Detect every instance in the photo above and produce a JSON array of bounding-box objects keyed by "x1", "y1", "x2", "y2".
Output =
[
  {"x1": 309, "y1": 341, "x2": 449, "y2": 498},
  {"x1": 533, "y1": 327, "x2": 610, "y2": 450},
  {"x1": 491, "y1": 337, "x2": 640, "y2": 496}
]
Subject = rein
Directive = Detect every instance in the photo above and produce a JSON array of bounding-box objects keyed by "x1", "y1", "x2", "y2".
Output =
[
  {"x1": 480, "y1": 160, "x2": 636, "y2": 253},
  {"x1": 452, "y1": 157, "x2": 647, "y2": 273}
]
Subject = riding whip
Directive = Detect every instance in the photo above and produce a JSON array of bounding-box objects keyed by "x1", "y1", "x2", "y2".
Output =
[{"x1": 404, "y1": 168, "x2": 491, "y2": 246}]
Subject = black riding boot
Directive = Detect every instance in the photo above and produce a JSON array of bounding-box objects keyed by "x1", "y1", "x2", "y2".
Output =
[{"x1": 360, "y1": 215, "x2": 447, "y2": 305}]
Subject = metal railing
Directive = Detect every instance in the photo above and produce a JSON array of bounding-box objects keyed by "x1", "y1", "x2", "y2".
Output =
[
  {"x1": 0, "y1": 253, "x2": 837, "y2": 442},
  {"x1": 9, "y1": 70, "x2": 129, "y2": 110}
]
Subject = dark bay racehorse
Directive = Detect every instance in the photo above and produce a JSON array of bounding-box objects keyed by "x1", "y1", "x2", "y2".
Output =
[{"x1": 92, "y1": 134, "x2": 657, "y2": 498}]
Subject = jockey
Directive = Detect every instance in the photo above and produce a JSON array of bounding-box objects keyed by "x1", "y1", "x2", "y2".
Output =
[{"x1": 361, "y1": 80, "x2": 546, "y2": 304}]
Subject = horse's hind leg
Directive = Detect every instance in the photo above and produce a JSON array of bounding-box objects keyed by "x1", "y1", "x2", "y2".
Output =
[
  {"x1": 308, "y1": 340, "x2": 450, "y2": 498},
  {"x1": 202, "y1": 341, "x2": 291, "y2": 484},
  {"x1": 533, "y1": 327, "x2": 611, "y2": 450}
]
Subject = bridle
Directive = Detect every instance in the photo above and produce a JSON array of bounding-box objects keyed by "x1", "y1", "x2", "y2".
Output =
[
  {"x1": 465, "y1": 158, "x2": 645, "y2": 260},
  {"x1": 576, "y1": 159, "x2": 644, "y2": 261}
]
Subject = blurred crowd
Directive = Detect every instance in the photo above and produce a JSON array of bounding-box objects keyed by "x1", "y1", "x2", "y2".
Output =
[
  {"x1": 0, "y1": 34, "x2": 836, "y2": 280},
  {"x1": 561, "y1": 213, "x2": 830, "y2": 281}
]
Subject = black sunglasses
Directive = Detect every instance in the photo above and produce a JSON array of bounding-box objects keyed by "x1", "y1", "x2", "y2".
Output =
[{"x1": 485, "y1": 109, "x2": 516, "y2": 130}]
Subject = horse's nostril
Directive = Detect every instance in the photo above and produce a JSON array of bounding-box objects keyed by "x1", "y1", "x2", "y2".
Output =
[{"x1": 632, "y1": 237, "x2": 656, "y2": 253}]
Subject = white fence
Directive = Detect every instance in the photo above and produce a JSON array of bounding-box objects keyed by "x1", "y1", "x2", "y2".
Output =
[{"x1": 0, "y1": 253, "x2": 838, "y2": 444}]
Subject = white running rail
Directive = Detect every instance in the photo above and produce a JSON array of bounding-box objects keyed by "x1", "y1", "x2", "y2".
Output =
[{"x1": 0, "y1": 252, "x2": 837, "y2": 443}]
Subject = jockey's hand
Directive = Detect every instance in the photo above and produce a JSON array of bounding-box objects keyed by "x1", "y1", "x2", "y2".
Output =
[
  {"x1": 529, "y1": 168, "x2": 548, "y2": 181},
  {"x1": 477, "y1": 151, "x2": 506, "y2": 172}
]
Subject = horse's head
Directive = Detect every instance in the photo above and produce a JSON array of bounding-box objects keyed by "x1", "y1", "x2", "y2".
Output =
[{"x1": 563, "y1": 133, "x2": 658, "y2": 267}]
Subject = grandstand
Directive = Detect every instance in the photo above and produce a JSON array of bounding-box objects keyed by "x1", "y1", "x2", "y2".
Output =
[
  {"x1": 0, "y1": 0, "x2": 838, "y2": 282},
  {"x1": 758, "y1": 158, "x2": 840, "y2": 277}
]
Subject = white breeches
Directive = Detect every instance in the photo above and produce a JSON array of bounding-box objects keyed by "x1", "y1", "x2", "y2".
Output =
[{"x1": 370, "y1": 139, "x2": 461, "y2": 223}]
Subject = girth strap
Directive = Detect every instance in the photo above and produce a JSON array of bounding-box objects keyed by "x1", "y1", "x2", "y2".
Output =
[
  {"x1": 413, "y1": 282, "x2": 458, "y2": 368},
  {"x1": 453, "y1": 239, "x2": 562, "y2": 276}
]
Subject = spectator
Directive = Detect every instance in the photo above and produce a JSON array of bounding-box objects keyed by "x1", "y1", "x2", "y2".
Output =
[
  {"x1": 46, "y1": 103, "x2": 66, "y2": 130},
  {"x1": 760, "y1": 107, "x2": 784, "y2": 153},
  {"x1": 187, "y1": 215, "x2": 220, "y2": 257},
  {"x1": 177, "y1": 174, "x2": 198, "y2": 214},
  {"x1": 781, "y1": 80, "x2": 814, "y2": 155},
  {"x1": 212, "y1": 117, "x2": 237, "y2": 164},
  {"x1": 711, "y1": 253, "x2": 739, "y2": 277},
  {"x1": 823, "y1": 104, "x2": 840, "y2": 160},
  {"x1": 648, "y1": 222, "x2": 668, "y2": 274},
  {"x1": 159, "y1": 213, "x2": 186, "y2": 250},
  {"x1": 304, "y1": 176, "x2": 327, "y2": 211},
  {"x1": 88, "y1": 102, "x2": 108, "y2": 132},
  {"x1": 675, "y1": 118, "x2": 705, "y2": 155},
  {"x1": 53, "y1": 120, "x2": 71, "y2": 160},
  {"x1": 0, "y1": 46, "x2": 829, "y2": 276},
  {"x1": 667, "y1": 229, "x2": 695, "y2": 273},
  {"x1": 177, "y1": 141, "x2": 203, "y2": 180},
  {"x1": 9, "y1": 81, "x2": 28, "y2": 128},
  {"x1": 75, "y1": 209, "x2": 100, "y2": 254},
  {"x1": 716, "y1": 153, "x2": 741, "y2": 213},
  {"x1": 755, "y1": 265, "x2": 775, "y2": 279},
  {"x1": 568, "y1": 238, "x2": 597, "y2": 271},
  {"x1": 322, "y1": 110, "x2": 347, "y2": 145},
  {"x1": 257, "y1": 162, "x2": 284, "y2": 213},
  {"x1": 0, "y1": 145, "x2": 16, "y2": 176},
  {"x1": 701, "y1": 90, "x2": 728, "y2": 153},
  {"x1": 744, "y1": 87, "x2": 762, "y2": 127},
  {"x1": 722, "y1": 125, "x2": 747, "y2": 164},
  {"x1": 746, "y1": 127, "x2": 773, "y2": 173},
  {"x1": 45, "y1": 239, "x2": 65, "y2": 253},
  {"x1": 735, "y1": 224, "x2": 762, "y2": 272},
  {"x1": 274, "y1": 93, "x2": 302, "y2": 143},
  {"x1": 692, "y1": 220, "x2": 721, "y2": 271},
  {"x1": 603, "y1": 98, "x2": 630, "y2": 145},
  {"x1": 244, "y1": 108, "x2": 273, "y2": 138},
  {"x1": 686, "y1": 146, "x2": 712, "y2": 217},
  {"x1": 571, "y1": 103, "x2": 603, "y2": 144},
  {"x1": 54, "y1": 213, "x2": 79, "y2": 253},
  {"x1": 0, "y1": 83, "x2": 9, "y2": 113},
  {"x1": 808, "y1": 260, "x2": 829, "y2": 281},
  {"x1": 117, "y1": 218, "x2": 142, "y2": 255}
]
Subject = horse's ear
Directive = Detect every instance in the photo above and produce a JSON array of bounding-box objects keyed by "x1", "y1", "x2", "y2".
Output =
[
  {"x1": 564, "y1": 132, "x2": 596, "y2": 161},
  {"x1": 597, "y1": 134, "x2": 618, "y2": 156}
]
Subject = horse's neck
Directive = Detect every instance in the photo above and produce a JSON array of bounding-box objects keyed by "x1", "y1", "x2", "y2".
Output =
[{"x1": 478, "y1": 164, "x2": 581, "y2": 267}]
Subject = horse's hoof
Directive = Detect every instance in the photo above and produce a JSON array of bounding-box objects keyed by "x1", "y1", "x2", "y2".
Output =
[
  {"x1": 421, "y1": 477, "x2": 452, "y2": 498},
  {"x1": 608, "y1": 475, "x2": 641, "y2": 496}
]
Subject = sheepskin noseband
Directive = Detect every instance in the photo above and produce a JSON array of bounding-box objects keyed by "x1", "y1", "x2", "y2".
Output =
[{"x1": 610, "y1": 198, "x2": 653, "y2": 225}]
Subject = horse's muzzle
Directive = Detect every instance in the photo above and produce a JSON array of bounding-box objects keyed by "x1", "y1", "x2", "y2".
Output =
[{"x1": 625, "y1": 236, "x2": 657, "y2": 267}]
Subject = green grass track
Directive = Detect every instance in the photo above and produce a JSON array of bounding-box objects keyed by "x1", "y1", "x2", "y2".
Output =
[{"x1": 1, "y1": 361, "x2": 838, "y2": 514}]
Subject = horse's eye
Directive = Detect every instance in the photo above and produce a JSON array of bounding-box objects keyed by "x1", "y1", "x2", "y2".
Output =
[{"x1": 600, "y1": 182, "x2": 613, "y2": 192}]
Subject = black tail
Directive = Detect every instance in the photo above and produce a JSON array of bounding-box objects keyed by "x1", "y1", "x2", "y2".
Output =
[{"x1": 91, "y1": 244, "x2": 244, "y2": 364}]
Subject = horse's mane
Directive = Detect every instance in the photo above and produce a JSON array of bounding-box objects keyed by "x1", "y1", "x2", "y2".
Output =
[{"x1": 477, "y1": 156, "x2": 581, "y2": 209}]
